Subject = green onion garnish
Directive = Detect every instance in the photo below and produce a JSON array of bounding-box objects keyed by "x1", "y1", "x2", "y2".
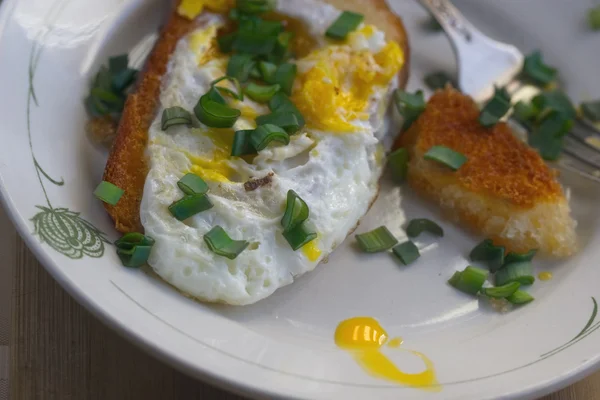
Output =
[
  {"x1": 503, "y1": 249, "x2": 537, "y2": 265},
  {"x1": 94, "y1": 181, "x2": 124, "y2": 205},
  {"x1": 424, "y1": 71, "x2": 456, "y2": 90},
  {"x1": 355, "y1": 226, "x2": 398, "y2": 253},
  {"x1": 227, "y1": 54, "x2": 257, "y2": 82},
  {"x1": 325, "y1": 11, "x2": 364, "y2": 40},
  {"x1": 392, "y1": 241, "x2": 420, "y2": 265},
  {"x1": 268, "y1": 92, "x2": 305, "y2": 127},
  {"x1": 273, "y1": 63, "x2": 297, "y2": 95},
  {"x1": 244, "y1": 83, "x2": 281, "y2": 103},
  {"x1": 177, "y1": 173, "x2": 208, "y2": 195},
  {"x1": 522, "y1": 51, "x2": 557, "y2": 86},
  {"x1": 581, "y1": 100, "x2": 600, "y2": 122},
  {"x1": 282, "y1": 224, "x2": 317, "y2": 251},
  {"x1": 114, "y1": 232, "x2": 154, "y2": 268},
  {"x1": 387, "y1": 148, "x2": 409, "y2": 182},
  {"x1": 168, "y1": 194, "x2": 213, "y2": 221},
  {"x1": 481, "y1": 282, "x2": 521, "y2": 299},
  {"x1": 217, "y1": 32, "x2": 236, "y2": 53},
  {"x1": 513, "y1": 100, "x2": 540, "y2": 128},
  {"x1": 258, "y1": 61, "x2": 278, "y2": 83},
  {"x1": 204, "y1": 226, "x2": 249, "y2": 260},
  {"x1": 423, "y1": 145, "x2": 467, "y2": 170},
  {"x1": 479, "y1": 87, "x2": 511, "y2": 127},
  {"x1": 469, "y1": 239, "x2": 505, "y2": 273},
  {"x1": 194, "y1": 90, "x2": 241, "y2": 128},
  {"x1": 161, "y1": 106, "x2": 193, "y2": 130},
  {"x1": 589, "y1": 6, "x2": 600, "y2": 30},
  {"x1": 211, "y1": 76, "x2": 243, "y2": 101},
  {"x1": 250, "y1": 124, "x2": 290, "y2": 151},
  {"x1": 405, "y1": 218, "x2": 444, "y2": 238},
  {"x1": 237, "y1": 0, "x2": 276, "y2": 15},
  {"x1": 528, "y1": 110, "x2": 572, "y2": 161},
  {"x1": 281, "y1": 190, "x2": 309, "y2": 233},
  {"x1": 86, "y1": 55, "x2": 138, "y2": 118},
  {"x1": 532, "y1": 90, "x2": 577, "y2": 120},
  {"x1": 272, "y1": 31, "x2": 293, "y2": 63},
  {"x1": 393, "y1": 89, "x2": 426, "y2": 131},
  {"x1": 506, "y1": 290, "x2": 534, "y2": 305},
  {"x1": 448, "y1": 266, "x2": 488, "y2": 296},
  {"x1": 495, "y1": 261, "x2": 535, "y2": 286},
  {"x1": 109, "y1": 54, "x2": 128, "y2": 73},
  {"x1": 231, "y1": 129, "x2": 257, "y2": 157},
  {"x1": 255, "y1": 112, "x2": 300, "y2": 134}
]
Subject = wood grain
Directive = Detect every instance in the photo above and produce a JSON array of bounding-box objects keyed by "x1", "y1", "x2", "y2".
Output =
[{"x1": 6, "y1": 224, "x2": 600, "y2": 399}]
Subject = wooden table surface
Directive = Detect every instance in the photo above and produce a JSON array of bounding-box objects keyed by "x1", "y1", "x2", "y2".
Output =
[{"x1": 2, "y1": 207, "x2": 600, "y2": 400}]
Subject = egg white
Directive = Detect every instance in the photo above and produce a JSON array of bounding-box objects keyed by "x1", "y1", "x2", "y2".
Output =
[{"x1": 139, "y1": 2, "x2": 402, "y2": 305}]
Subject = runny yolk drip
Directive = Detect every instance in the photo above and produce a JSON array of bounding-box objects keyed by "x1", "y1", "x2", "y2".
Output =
[
  {"x1": 387, "y1": 337, "x2": 403, "y2": 348},
  {"x1": 291, "y1": 27, "x2": 404, "y2": 133},
  {"x1": 302, "y1": 239, "x2": 321, "y2": 262},
  {"x1": 334, "y1": 317, "x2": 440, "y2": 391},
  {"x1": 187, "y1": 129, "x2": 236, "y2": 183},
  {"x1": 538, "y1": 271, "x2": 553, "y2": 281}
]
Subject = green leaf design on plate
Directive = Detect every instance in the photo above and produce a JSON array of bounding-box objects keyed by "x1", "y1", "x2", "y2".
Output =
[{"x1": 31, "y1": 206, "x2": 109, "y2": 259}]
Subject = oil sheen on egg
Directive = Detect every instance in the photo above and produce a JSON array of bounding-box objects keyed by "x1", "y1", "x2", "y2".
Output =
[{"x1": 139, "y1": 1, "x2": 404, "y2": 305}]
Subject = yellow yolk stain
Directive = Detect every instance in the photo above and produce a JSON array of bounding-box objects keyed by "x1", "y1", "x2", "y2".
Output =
[
  {"x1": 187, "y1": 129, "x2": 236, "y2": 183},
  {"x1": 177, "y1": 0, "x2": 231, "y2": 19},
  {"x1": 292, "y1": 39, "x2": 404, "y2": 133},
  {"x1": 189, "y1": 26, "x2": 221, "y2": 65},
  {"x1": 387, "y1": 337, "x2": 403, "y2": 348},
  {"x1": 538, "y1": 271, "x2": 553, "y2": 281},
  {"x1": 302, "y1": 239, "x2": 321, "y2": 262},
  {"x1": 335, "y1": 317, "x2": 440, "y2": 391}
]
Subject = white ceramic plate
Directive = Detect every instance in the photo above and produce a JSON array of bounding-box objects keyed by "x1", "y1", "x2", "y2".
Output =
[{"x1": 1, "y1": 0, "x2": 600, "y2": 398}]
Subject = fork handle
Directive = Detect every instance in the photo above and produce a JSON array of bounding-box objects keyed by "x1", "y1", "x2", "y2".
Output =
[{"x1": 416, "y1": 0, "x2": 481, "y2": 45}]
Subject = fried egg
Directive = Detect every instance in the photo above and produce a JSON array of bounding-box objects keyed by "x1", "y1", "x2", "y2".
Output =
[{"x1": 140, "y1": 0, "x2": 405, "y2": 305}]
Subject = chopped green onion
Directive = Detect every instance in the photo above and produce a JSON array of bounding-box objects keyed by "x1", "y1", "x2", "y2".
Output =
[
  {"x1": 258, "y1": 61, "x2": 278, "y2": 83},
  {"x1": 495, "y1": 261, "x2": 535, "y2": 286},
  {"x1": 255, "y1": 112, "x2": 300, "y2": 134},
  {"x1": 233, "y1": 18, "x2": 282, "y2": 55},
  {"x1": 273, "y1": 63, "x2": 297, "y2": 95},
  {"x1": 325, "y1": 11, "x2": 364, "y2": 40},
  {"x1": 506, "y1": 290, "x2": 535, "y2": 305},
  {"x1": 272, "y1": 31, "x2": 293, "y2": 62},
  {"x1": 204, "y1": 226, "x2": 249, "y2": 259},
  {"x1": 581, "y1": 100, "x2": 600, "y2": 122},
  {"x1": 168, "y1": 194, "x2": 213, "y2": 220},
  {"x1": 281, "y1": 190, "x2": 309, "y2": 233},
  {"x1": 249, "y1": 65, "x2": 262, "y2": 79},
  {"x1": 424, "y1": 71, "x2": 456, "y2": 90},
  {"x1": 250, "y1": 124, "x2": 290, "y2": 150},
  {"x1": 589, "y1": 6, "x2": 600, "y2": 30},
  {"x1": 513, "y1": 100, "x2": 540, "y2": 127},
  {"x1": 211, "y1": 76, "x2": 243, "y2": 101},
  {"x1": 114, "y1": 232, "x2": 155, "y2": 250},
  {"x1": 231, "y1": 129, "x2": 257, "y2": 157},
  {"x1": 522, "y1": 51, "x2": 557, "y2": 86},
  {"x1": 504, "y1": 249, "x2": 537, "y2": 265},
  {"x1": 282, "y1": 224, "x2": 317, "y2": 251},
  {"x1": 236, "y1": 0, "x2": 276, "y2": 14},
  {"x1": 479, "y1": 87, "x2": 511, "y2": 127},
  {"x1": 227, "y1": 54, "x2": 257, "y2": 82},
  {"x1": 268, "y1": 92, "x2": 305, "y2": 127},
  {"x1": 244, "y1": 82, "x2": 281, "y2": 103},
  {"x1": 206, "y1": 86, "x2": 227, "y2": 104},
  {"x1": 394, "y1": 89, "x2": 426, "y2": 131},
  {"x1": 90, "y1": 88, "x2": 124, "y2": 109},
  {"x1": 112, "y1": 68, "x2": 138, "y2": 92},
  {"x1": 117, "y1": 245, "x2": 153, "y2": 268},
  {"x1": 355, "y1": 226, "x2": 398, "y2": 253},
  {"x1": 423, "y1": 145, "x2": 467, "y2": 170},
  {"x1": 532, "y1": 90, "x2": 577, "y2": 120},
  {"x1": 161, "y1": 106, "x2": 193, "y2": 130},
  {"x1": 109, "y1": 54, "x2": 129, "y2": 74},
  {"x1": 387, "y1": 148, "x2": 409, "y2": 182},
  {"x1": 217, "y1": 32, "x2": 236, "y2": 53},
  {"x1": 177, "y1": 173, "x2": 208, "y2": 195},
  {"x1": 448, "y1": 266, "x2": 488, "y2": 295},
  {"x1": 94, "y1": 181, "x2": 124, "y2": 205},
  {"x1": 469, "y1": 239, "x2": 505, "y2": 273},
  {"x1": 528, "y1": 109, "x2": 573, "y2": 161},
  {"x1": 405, "y1": 218, "x2": 444, "y2": 238},
  {"x1": 481, "y1": 282, "x2": 521, "y2": 299},
  {"x1": 194, "y1": 90, "x2": 241, "y2": 128},
  {"x1": 86, "y1": 56, "x2": 138, "y2": 118},
  {"x1": 392, "y1": 241, "x2": 420, "y2": 265}
]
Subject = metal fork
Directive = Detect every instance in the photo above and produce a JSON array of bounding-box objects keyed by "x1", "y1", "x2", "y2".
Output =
[{"x1": 418, "y1": 0, "x2": 600, "y2": 182}]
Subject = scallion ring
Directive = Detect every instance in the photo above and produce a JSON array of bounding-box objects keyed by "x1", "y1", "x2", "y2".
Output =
[
  {"x1": 231, "y1": 129, "x2": 257, "y2": 157},
  {"x1": 250, "y1": 124, "x2": 290, "y2": 151},
  {"x1": 282, "y1": 224, "x2": 317, "y2": 251},
  {"x1": 168, "y1": 193, "x2": 213, "y2": 221},
  {"x1": 394, "y1": 89, "x2": 426, "y2": 131},
  {"x1": 226, "y1": 54, "x2": 257, "y2": 83},
  {"x1": 522, "y1": 51, "x2": 557, "y2": 86},
  {"x1": 268, "y1": 92, "x2": 305, "y2": 127},
  {"x1": 503, "y1": 249, "x2": 537, "y2": 265},
  {"x1": 448, "y1": 266, "x2": 488, "y2": 296},
  {"x1": 117, "y1": 245, "x2": 153, "y2": 268},
  {"x1": 255, "y1": 112, "x2": 300, "y2": 134},
  {"x1": 387, "y1": 147, "x2": 409, "y2": 182},
  {"x1": 355, "y1": 226, "x2": 398, "y2": 253},
  {"x1": 325, "y1": 11, "x2": 364, "y2": 40},
  {"x1": 392, "y1": 241, "x2": 420, "y2": 265},
  {"x1": 93, "y1": 181, "x2": 124, "y2": 205},
  {"x1": 258, "y1": 61, "x2": 278, "y2": 83},
  {"x1": 244, "y1": 82, "x2": 281, "y2": 103},
  {"x1": 194, "y1": 90, "x2": 241, "y2": 128},
  {"x1": 506, "y1": 290, "x2": 535, "y2": 305},
  {"x1": 211, "y1": 76, "x2": 243, "y2": 101},
  {"x1": 479, "y1": 87, "x2": 511, "y2": 127},
  {"x1": 481, "y1": 282, "x2": 521, "y2": 299},
  {"x1": 469, "y1": 239, "x2": 505, "y2": 273},
  {"x1": 405, "y1": 218, "x2": 444, "y2": 238},
  {"x1": 423, "y1": 145, "x2": 467, "y2": 170},
  {"x1": 273, "y1": 63, "x2": 297, "y2": 96},
  {"x1": 281, "y1": 190, "x2": 309, "y2": 233},
  {"x1": 495, "y1": 261, "x2": 535, "y2": 286},
  {"x1": 204, "y1": 226, "x2": 249, "y2": 260},
  {"x1": 161, "y1": 106, "x2": 193, "y2": 130},
  {"x1": 114, "y1": 232, "x2": 155, "y2": 250},
  {"x1": 177, "y1": 173, "x2": 208, "y2": 195}
]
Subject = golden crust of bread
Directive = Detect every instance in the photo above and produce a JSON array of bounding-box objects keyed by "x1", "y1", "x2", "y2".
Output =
[
  {"x1": 103, "y1": 0, "x2": 410, "y2": 233},
  {"x1": 397, "y1": 87, "x2": 563, "y2": 208},
  {"x1": 396, "y1": 87, "x2": 576, "y2": 256}
]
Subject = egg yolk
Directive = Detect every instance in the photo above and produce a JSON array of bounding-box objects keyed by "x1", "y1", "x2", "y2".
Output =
[
  {"x1": 335, "y1": 317, "x2": 440, "y2": 391},
  {"x1": 302, "y1": 239, "x2": 321, "y2": 262},
  {"x1": 189, "y1": 25, "x2": 222, "y2": 65},
  {"x1": 187, "y1": 129, "x2": 236, "y2": 183},
  {"x1": 292, "y1": 35, "x2": 404, "y2": 132},
  {"x1": 177, "y1": 0, "x2": 232, "y2": 19}
]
